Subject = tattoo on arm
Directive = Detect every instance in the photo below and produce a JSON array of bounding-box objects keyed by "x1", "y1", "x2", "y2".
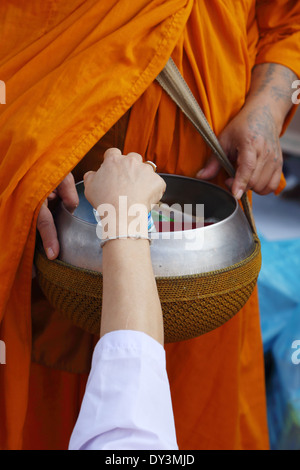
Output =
[
  {"x1": 252, "y1": 63, "x2": 298, "y2": 103},
  {"x1": 247, "y1": 104, "x2": 281, "y2": 159}
]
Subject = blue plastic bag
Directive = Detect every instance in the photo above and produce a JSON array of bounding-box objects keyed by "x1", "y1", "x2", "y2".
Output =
[{"x1": 258, "y1": 236, "x2": 300, "y2": 450}]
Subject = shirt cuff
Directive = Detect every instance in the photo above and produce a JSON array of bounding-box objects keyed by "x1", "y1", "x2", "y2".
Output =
[{"x1": 69, "y1": 330, "x2": 178, "y2": 450}]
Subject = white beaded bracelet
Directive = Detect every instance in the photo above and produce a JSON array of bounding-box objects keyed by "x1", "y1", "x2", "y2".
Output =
[{"x1": 100, "y1": 235, "x2": 152, "y2": 248}]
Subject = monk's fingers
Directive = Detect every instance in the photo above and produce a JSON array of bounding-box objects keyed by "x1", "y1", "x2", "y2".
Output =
[
  {"x1": 247, "y1": 144, "x2": 282, "y2": 195},
  {"x1": 37, "y1": 202, "x2": 59, "y2": 260},
  {"x1": 47, "y1": 190, "x2": 58, "y2": 201},
  {"x1": 231, "y1": 147, "x2": 257, "y2": 199},
  {"x1": 256, "y1": 166, "x2": 283, "y2": 196},
  {"x1": 196, "y1": 154, "x2": 222, "y2": 180},
  {"x1": 56, "y1": 173, "x2": 79, "y2": 211},
  {"x1": 245, "y1": 160, "x2": 273, "y2": 194},
  {"x1": 225, "y1": 177, "x2": 234, "y2": 190}
]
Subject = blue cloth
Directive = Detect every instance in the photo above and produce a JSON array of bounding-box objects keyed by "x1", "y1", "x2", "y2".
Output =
[{"x1": 257, "y1": 235, "x2": 300, "y2": 450}]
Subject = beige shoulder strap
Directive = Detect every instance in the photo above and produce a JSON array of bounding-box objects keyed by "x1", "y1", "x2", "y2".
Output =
[{"x1": 156, "y1": 58, "x2": 257, "y2": 235}]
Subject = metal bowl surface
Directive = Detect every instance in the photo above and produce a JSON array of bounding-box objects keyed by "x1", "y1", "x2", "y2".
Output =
[{"x1": 55, "y1": 175, "x2": 255, "y2": 276}]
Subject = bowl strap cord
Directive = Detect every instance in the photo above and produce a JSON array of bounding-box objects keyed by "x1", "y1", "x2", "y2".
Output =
[{"x1": 156, "y1": 58, "x2": 258, "y2": 236}]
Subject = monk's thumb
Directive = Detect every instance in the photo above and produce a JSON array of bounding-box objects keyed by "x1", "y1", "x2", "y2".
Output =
[{"x1": 196, "y1": 155, "x2": 221, "y2": 180}]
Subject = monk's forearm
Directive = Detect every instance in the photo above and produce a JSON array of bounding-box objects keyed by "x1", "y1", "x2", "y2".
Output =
[
  {"x1": 101, "y1": 239, "x2": 164, "y2": 345},
  {"x1": 245, "y1": 63, "x2": 297, "y2": 132}
]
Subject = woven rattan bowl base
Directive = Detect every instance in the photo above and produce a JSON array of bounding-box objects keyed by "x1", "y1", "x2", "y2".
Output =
[{"x1": 35, "y1": 236, "x2": 261, "y2": 343}]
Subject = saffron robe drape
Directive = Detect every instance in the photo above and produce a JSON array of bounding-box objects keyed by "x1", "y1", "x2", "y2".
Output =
[{"x1": 0, "y1": 0, "x2": 299, "y2": 450}]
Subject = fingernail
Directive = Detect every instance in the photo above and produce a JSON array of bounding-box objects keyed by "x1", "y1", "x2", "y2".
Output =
[
  {"x1": 235, "y1": 189, "x2": 243, "y2": 200},
  {"x1": 196, "y1": 170, "x2": 204, "y2": 178},
  {"x1": 46, "y1": 247, "x2": 55, "y2": 259}
]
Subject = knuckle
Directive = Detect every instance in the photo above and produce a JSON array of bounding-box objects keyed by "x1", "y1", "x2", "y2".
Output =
[
  {"x1": 244, "y1": 136, "x2": 254, "y2": 146},
  {"x1": 104, "y1": 148, "x2": 119, "y2": 159},
  {"x1": 57, "y1": 172, "x2": 73, "y2": 190},
  {"x1": 260, "y1": 187, "x2": 272, "y2": 196},
  {"x1": 269, "y1": 177, "x2": 281, "y2": 192},
  {"x1": 252, "y1": 183, "x2": 264, "y2": 194},
  {"x1": 64, "y1": 172, "x2": 74, "y2": 185},
  {"x1": 267, "y1": 184, "x2": 276, "y2": 194},
  {"x1": 105, "y1": 157, "x2": 115, "y2": 168},
  {"x1": 242, "y1": 158, "x2": 256, "y2": 173},
  {"x1": 61, "y1": 173, "x2": 72, "y2": 184},
  {"x1": 37, "y1": 213, "x2": 52, "y2": 231},
  {"x1": 37, "y1": 220, "x2": 51, "y2": 235}
]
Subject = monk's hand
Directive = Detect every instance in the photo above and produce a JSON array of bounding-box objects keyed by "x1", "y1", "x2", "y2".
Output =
[
  {"x1": 197, "y1": 102, "x2": 283, "y2": 199},
  {"x1": 196, "y1": 63, "x2": 297, "y2": 199},
  {"x1": 37, "y1": 172, "x2": 79, "y2": 260}
]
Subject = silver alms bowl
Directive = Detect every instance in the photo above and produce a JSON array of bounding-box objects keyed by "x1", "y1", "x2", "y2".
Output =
[{"x1": 54, "y1": 175, "x2": 255, "y2": 277}]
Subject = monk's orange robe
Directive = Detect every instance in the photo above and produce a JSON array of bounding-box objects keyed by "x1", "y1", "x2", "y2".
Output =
[{"x1": 0, "y1": 0, "x2": 299, "y2": 450}]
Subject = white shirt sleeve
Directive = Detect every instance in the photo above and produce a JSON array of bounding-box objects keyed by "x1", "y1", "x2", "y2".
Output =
[{"x1": 68, "y1": 330, "x2": 178, "y2": 450}]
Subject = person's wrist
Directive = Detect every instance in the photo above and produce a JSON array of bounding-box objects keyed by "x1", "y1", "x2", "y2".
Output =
[
  {"x1": 99, "y1": 211, "x2": 149, "y2": 241},
  {"x1": 244, "y1": 93, "x2": 289, "y2": 135},
  {"x1": 101, "y1": 236, "x2": 150, "y2": 251}
]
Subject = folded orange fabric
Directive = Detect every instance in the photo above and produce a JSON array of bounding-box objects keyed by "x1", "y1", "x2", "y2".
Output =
[
  {"x1": 0, "y1": 0, "x2": 299, "y2": 450},
  {"x1": 0, "y1": 0, "x2": 193, "y2": 449}
]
